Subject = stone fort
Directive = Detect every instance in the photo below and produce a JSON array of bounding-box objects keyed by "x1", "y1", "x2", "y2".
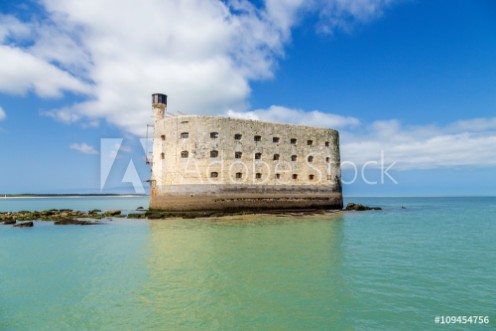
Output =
[{"x1": 149, "y1": 93, "x2": 343, "y2": 211}]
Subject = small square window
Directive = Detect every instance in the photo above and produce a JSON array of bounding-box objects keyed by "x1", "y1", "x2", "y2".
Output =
[
  {"x1": 273, "y1": 154, "x2": 280, "y2": 160},
  {"x1": 254, "y1": 135, "x2": 261, "y2": 142},
  {"x1": 290, "y1": 138, "x2": 297, "y2": 144},
  {"x1": 236, "y1": 172, "x2": 243, "y2": 179},
  {"x1": 273, "y1": 137, "x2": 280, "y2": 143},
  {"x1": 160, "y1": 153, "x2": 165, "y2": 160},
  {"x1": 160, "y1": 135, "x2": 165, "y2": 141},
  {"x1": 181, "y1": 151, "x2": 189, "y2": 158},
  {"x1": 234, "y1": 134, "x2": 242, "y2": 140},
  {"x1": 309, "y1": 174, "x2": 315, "y2": 180},
  {"x1": 307, "y1": 140, "x2": 313, "y2": 146},
  {"x1": 291, "y1": 155, "x2": 297, "y2": 161},
  {"x1": 210, "y1": 150, "x2": 219, "y2": 158},
  {"x1": 275, "y1": 173, "x2": 281, "y2": 179},
  {"x1": 292, "y1": 174, "x2": 298, "y2": 180},
  {"x1": 210, "y1": 172, "x2": 218, "y2": 178},
  {"x1": 235, "y1": 152, "x2": 242, "y2": 159},
  {"x1": 180, "y1": 132, "x2": 189, "y2": 138},
  {"x1": 255, "y1": 153, "x2": 262, "y2": 160},
  {"x1": 325, "y1": 141, "x2": 330, "y2": 147},
  {"x1": 255, "y1": 173, "x2": 262, "y2": 179},
  {"x1": 210, "y1": 132, "x2": 219, "y2": 139},
  {"x1": 326, "y1": 157, "x2": 330, "y2": 163},
  {"x1": 307, "y1": 156, "x2": 313, "y2": 162}
]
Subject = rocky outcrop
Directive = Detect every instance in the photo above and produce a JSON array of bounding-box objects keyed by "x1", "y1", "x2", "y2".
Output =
[
  {"x1": 0, "y1": 210, "x2": 106, "y2": 222},
  {"x1": 14, "y1": 221, "x2": 34, "y2": 228},
  {"x1": 104, "y1": 210, "x2": 121, "y2": 216},
  {"x1": 54, "y1": 218, "x2": 97, "y2": 225},
  {"x1": 3, "y1": 219, "x2": 16, "y2": 225},
  {"x1": 344, "y1": 203, "x2": 382, "y2": 211},
  {"x1": 127, "y1": 213, "x2": 146, "y2": 219}
]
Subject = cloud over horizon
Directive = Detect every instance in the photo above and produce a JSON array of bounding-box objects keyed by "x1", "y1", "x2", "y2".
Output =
[
  {"x1": 2, "y1": 1, "x2": 495, "y2": 172},
  {"x1": 227, "y1": 105, "x2": 361, "y2": 128},
  {"x1": 0, "y1": 0, "x2": 396, "y2": 136},
  {"x1": 228, "y1": 106, "x2": 496, "y2": 171},
  {"x1": 340, "y1": 117, "x2": 496, "y2": 170},
  {"x1": 70, "y1": 143, "x2": 99, "y2": 155}
]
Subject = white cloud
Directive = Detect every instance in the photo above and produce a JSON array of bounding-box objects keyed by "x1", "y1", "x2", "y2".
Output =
[
  {"x1": 0, "y1": 14, "x2": 31, "y2": 42},
  {"x1": 0, "y1": 0, "x2": 395, "y2": 135},
  {"x1": 3, "y1": 1, "x2": 493, "y2": 172},
  {"x1": 42, "y1": 107, "x2": 81, "y2": 124},
  {"x1": 70, "y1": 143, "x2": 99, "y2": 155},
  {"x1": 0, "y1": 45, "x2": 91, "y2": 97},
  {"x1": 341, "y1": 117, "x2": 496, "y2": 170},
  {"x1": 227, "y1": 105, "x2": 360, "y2": 128},
  {"x1": 0, "y1": 106, "x2": 5, "y2": 121},
  {"x1": 225, "y1": 106, "x2": 496, "y2": 170},
  {"x1": 315, "y1": 0, "x2": 394, "y2": 34}
]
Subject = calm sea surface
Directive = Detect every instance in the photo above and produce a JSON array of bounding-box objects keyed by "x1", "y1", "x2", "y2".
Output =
[{"x1": 0, "y1": 197, "x2": 495, "y2": 330}]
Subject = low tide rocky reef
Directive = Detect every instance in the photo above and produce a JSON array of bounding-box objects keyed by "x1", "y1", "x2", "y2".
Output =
[
  {"x1": 0, "y1": 208, "x2": 139, "y2": 227},
  {"x1": 1, "y1": 203, "x2": 382, "y2": 227}
]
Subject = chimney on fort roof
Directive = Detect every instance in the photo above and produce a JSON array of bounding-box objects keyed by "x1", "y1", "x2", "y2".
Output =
[{"x1": 152, "y1": 93, "x2": 167, "y2": 121}]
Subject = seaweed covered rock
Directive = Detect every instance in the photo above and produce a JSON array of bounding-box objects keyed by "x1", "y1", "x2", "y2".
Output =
[
  {"x1": 344, "y1": 203, "x2": 382, "y2": 211},
  {"x1": 54, "y1": 218, "x2": 97, "y2": 225},
  {"x1": 14, "y1": 221, "x2": 34, "y2": 228},
  {"x1": 127, "y1": 213, "x2": 145, "y2": 219},
  {"x1": 104, "y1": 210, "x2": 121, "y2": 216}
]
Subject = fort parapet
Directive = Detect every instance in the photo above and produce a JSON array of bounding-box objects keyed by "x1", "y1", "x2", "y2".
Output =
[{"x1": 149, "y1": 93, "x2": 343, "y2": 212}]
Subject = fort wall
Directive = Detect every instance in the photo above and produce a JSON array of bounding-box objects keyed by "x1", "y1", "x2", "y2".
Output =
[{"x1": 149, "y1": 95, "x2": 343, "y2": 211}]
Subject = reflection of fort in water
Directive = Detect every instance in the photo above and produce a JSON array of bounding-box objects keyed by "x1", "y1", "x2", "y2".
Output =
[
  {"x1": 142, "y1": 215, "x2": 349, "y2": 329},
  {"x1": 149, "y1": 93, "x2": 343, "y2": 212}
]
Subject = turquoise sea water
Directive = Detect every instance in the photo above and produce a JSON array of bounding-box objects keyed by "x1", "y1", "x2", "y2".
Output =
[{"x1": 0, "y1": 197, "x2": 495, "y2": 330}]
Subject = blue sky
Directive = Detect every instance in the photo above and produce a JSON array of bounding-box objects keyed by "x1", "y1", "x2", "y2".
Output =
[{"x1": 0, "y1": 0, "x2": 495, "y2": 195}]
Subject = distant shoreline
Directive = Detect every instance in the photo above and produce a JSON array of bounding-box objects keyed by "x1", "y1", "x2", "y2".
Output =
[{"x1": 2, "y1": 194, "x2": 148, "y2": 199}]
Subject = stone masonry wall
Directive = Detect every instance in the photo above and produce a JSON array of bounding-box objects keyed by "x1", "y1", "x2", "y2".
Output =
[{"x1": 150, "y1": 115, "x2": 342, "y2": 211}]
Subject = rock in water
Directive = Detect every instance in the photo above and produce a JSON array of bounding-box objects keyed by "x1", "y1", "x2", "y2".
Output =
[
  {"x1": 14, "y1": 221, "x2": 34, "y2": 228},
  {"x1": 3, "y1": 219, "x2": 16, "y2": 225},
  {"x1": 104, "y1": 210, "x2": 121, "y2": 216},
  {"x1": 344, "y1": 203, "x2": 382, "y2": 211},
  {"x1": 127, "y1": 213, "x2": 145, "y2": 219},
  {"x1": 54, "y1": 219, "x2": 96, "y2": 225}
]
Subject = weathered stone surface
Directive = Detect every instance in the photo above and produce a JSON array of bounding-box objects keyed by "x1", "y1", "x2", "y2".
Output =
[
  {"x1": 344, "y1": 203, "x2": 382, "y2": 211},
  {"x1": 150, "y1": 114, "x2": 343, "y2": 212},
  {"x1": 14, "y1": 221, "x2": 33, "y2": 228}
]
